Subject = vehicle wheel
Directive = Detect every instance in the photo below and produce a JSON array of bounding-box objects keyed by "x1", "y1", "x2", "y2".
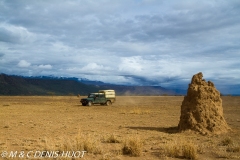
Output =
[
  {"x1": 87, "y1": 101, "x2": 92, "y2": 106},
  {"x1": 106, "y1": 101, "x2": 112, "y2": 106},
  {"x1": 82, "y1": 103, "x2": 86, "y2": 106}
]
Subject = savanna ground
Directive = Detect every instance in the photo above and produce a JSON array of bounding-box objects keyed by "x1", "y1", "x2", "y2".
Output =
[{"x1": 0, "y1": 96, "x2": 240, "y2": 160}]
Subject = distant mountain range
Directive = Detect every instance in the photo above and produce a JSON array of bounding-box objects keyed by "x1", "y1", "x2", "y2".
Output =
[
  {"x1": 0, "y1": 73, "x2": 184, "y2": 96},
  {"x1": 79, "y1": 79, "x2": 187, "y2": 95}
]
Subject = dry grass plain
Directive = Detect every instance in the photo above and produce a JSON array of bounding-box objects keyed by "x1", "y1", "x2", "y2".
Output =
[{"x1": 0, "y1": 96, "x2": 240, "y2": 160}]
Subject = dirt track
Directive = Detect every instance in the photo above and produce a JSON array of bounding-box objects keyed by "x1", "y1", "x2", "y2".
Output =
[{"x1": 0, "y1": 96, "x2": 240, "y2": 159}]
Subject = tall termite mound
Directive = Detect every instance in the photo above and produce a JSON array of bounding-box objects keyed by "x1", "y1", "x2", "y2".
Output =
[{"x1": 178, "y1": 72, "x2": 231, "y2": 135}]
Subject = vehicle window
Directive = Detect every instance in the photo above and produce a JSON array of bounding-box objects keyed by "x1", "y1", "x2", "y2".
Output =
[{"x1": 88, "y1": 94, "x2": 95, "y2": 98}]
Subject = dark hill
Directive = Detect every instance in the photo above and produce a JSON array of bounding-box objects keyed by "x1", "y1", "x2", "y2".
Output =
[
  {"x1": 0, "y1": 74, "x2": 101, "y2": 95},
  {"x1": 0, "y1": 74, "x2": 177, "y2": 96}
]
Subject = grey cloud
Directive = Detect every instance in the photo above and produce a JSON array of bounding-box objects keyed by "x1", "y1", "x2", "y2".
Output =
[
  {"x1": 120, "y1": 74, "x2": 181, "y2": 86},
  {"x1": 0, "y1": 53, "x2": 4, "y2": 58},
  {"x1": 0, "y1": 26, "x2": 19, "y2": 43},
  {"x1": 0, "y1": 0, "x2": 240, "y2": 94}
]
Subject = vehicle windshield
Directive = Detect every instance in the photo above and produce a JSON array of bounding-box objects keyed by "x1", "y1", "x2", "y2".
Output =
[{"x1": 88, "y1": 94, "x2": 95, "y2": 98}]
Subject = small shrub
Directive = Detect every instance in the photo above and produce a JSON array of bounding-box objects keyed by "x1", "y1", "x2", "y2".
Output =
[
  {"x1": 61, "y1": 138, "x2": 76, "y2": 151},
  {"x1": 122, "y1": 136, "x2": 143, "y2": 157},
  {"x1": 226, "y1": 144, "x2": 240, "y2": 153},
  {"x1": 182, "y1": 143, "x2": 198, "y2": 159},
  {"x1": 130, "y1": 108, "x2": 142, "y2": 114},
  {"x1": 82, "y1": 136, "x2": 102, "y2": 154},
  {"x1": 44, "y1": 132, "x2": 102, "y2": 155},
  {"x1": 106, "y1": 134, "x2": 120, "y2": 143},
  {"x1": 165, "y1": 145, "x2": 181, "y2": 157},
  {"x1": 130, "y1": 108, "x2": 150, "y2": 115},
  {"x1": 220, "y1": 137, "x2": 233, "y2": 146},
  {"x1": 160, "y1": 140, "x2": 198, "y2": 160}
]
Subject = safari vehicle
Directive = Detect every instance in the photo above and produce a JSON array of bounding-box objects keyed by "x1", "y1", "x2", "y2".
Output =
[{"x1": 80, "y1": 90, "x2": 115, "y2": 106}]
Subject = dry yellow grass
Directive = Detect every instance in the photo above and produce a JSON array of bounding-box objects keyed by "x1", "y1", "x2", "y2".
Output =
[
  {"x1": 105, "y1": 134, "x2": 120, "y2": 143},
  {"x1": 159, "y1": 138, "x2": 198, "y2": 159},
  {"x1": 0, "y1": 96, "x2": 240, "y2": 159},
  {"x1": 122, "y1": 135, "x2": 143, "y2": 157}
]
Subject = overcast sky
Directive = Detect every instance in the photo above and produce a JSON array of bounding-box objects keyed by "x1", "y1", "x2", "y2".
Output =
[{"x1": 0, "y1": 0, "x2": 240, "y2": 93}]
